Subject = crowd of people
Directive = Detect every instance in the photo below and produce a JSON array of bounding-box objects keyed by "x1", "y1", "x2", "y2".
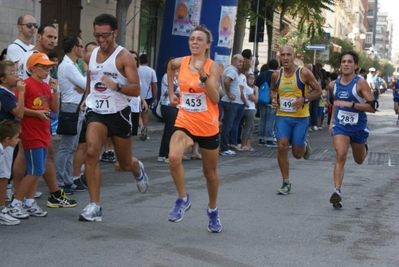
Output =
[{"x1": 0, "y1": 13, "x2": 395, "y2": 231}]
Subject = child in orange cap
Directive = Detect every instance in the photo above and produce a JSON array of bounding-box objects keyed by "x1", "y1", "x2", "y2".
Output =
[{"x1": 7, "y1": 53, "x2": 59, "y2": 219}]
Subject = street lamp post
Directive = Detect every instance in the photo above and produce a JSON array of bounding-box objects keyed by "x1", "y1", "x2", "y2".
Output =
[{"x1": 348, "y1": 27, "x2": 366, "y2": 50}]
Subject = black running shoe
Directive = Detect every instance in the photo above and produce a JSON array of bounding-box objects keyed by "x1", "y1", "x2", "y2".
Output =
[{"x1": 330, "y1": 189, "x2": 342, "y2": 209}]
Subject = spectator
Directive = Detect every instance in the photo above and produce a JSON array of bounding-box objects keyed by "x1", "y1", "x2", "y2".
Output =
[
  {"x1": 8, "y1": 53, "x2": 58, "y2": 219},
  {"x1": 372, "y1": 70, "x2": 382, "y2": 100},
  {"x1": 228, "y1": 58, "x2": 251, "y2": 150},
  {"x1": 158, "y1": 57, "x2": 179, "y2": 163},
  {"x1": 0, "y1": 59, "x2": 26, "y2": 225},
  {"x1": 255, "y1": 59, "x2": 279, "y2": 147},
  {"x1": 6, "y1": 14, "x2": 36, "y2": 63},
  {"x1": 240, "y1": 73, "x2": 258, "y2": 151},
  {"x1": 138, "y1": 54, "x2": 158, "y2": 141},
  {"x1": 14, "y1": 23, "x2": 77, "y2": 208},
  {"x1": 54, "y1": 35, "x2": 87, "y2": 193},
  {"x1": 219, "y1": 54, "x2": 243, "y2": 156},
  {"x1": 47, "y1": 52, "x2": 59, "y2": 79},
  {"x1": 1, "y1": 49, "x2": 7, "y2": 61}
]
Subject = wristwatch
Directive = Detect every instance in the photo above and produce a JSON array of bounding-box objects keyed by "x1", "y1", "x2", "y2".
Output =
[
  {"x1": 303, "y1": 97, "x2": 309, "y2": 104},
  {"x1": 200, "y1": 75, "x2": 208, "y2": 83},
  {"x1": 116, "y1": 83, "x2": 122, "y2": 92}
]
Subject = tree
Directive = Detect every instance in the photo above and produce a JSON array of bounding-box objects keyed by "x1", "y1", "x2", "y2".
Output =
[
  {"x1": 115, "y1": 0, "x2": 133, "y2": 46},
  {"x1": 379, "y1": 59, "x2": 395, "y2": 78},
  {"x1": 232, "y1": 0, "x2": 336, "y2": 62},
  {"x1": 232, "y1": 0, "x2": 252, "y2": 55}
]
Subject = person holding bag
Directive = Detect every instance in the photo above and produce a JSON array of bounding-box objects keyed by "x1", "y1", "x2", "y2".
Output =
[
  {"x1": 54, "y1": 35, "x2": 87, "y2": 193},
  {"x1": 255, "y1": 59, "x2": 279, "y2": 147}
]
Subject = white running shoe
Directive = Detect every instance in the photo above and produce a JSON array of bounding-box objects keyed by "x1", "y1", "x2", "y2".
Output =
[
  {"x1": 136, "y1": 161, "x2": 149, "y2": 193},
  {"x1": 0, "y1": 208, "x2": 20, "y2": 226},
  {"x1": 78, "y1": 202, "x2": 102, "y2": 222},
  {"x1": 23, "y1": 201, "x2": 48, "y2": 217},
  {"x1": 7, "y1": 203, "x2": 29, "y2": 219}
]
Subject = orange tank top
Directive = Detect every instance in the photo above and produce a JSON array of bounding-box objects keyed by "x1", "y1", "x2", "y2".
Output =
[{"x1": 175, "y1": 56, "x2": 219, "y2": 136}]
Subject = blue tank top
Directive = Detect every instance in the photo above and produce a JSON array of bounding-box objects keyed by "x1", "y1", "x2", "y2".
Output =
[
  {"x1": 332, "y1": 76, "x2": 368, "y2": 132},
  {"x1": 394, "y1": 80, "x2": 399, "y2": 99}
]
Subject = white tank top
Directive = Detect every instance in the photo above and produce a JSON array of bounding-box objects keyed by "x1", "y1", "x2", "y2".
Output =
[{"x1": 86, "y1": 46, "x2": 128, "y2": 114}]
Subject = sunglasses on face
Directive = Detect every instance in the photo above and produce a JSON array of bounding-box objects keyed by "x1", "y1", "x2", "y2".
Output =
[
  {"x1": 20, "y1": 22, "x2": 38, "y2": 29},
  {"x1": 93, "y1": 31, "x2": 114, "y2": 39}
]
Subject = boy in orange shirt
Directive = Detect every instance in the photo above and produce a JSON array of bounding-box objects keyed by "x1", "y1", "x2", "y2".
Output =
[{"x1": 8, "y1": 53, "x2": 58, "y2": 219}]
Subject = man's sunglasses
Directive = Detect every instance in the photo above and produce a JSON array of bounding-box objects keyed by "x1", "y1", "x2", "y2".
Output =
[
  {"x1": 20, "y1": 22, "x2": 38, "y2": 29},
  {"x1": 93, "y1": 31, "x2": 114, "y2": 39}
]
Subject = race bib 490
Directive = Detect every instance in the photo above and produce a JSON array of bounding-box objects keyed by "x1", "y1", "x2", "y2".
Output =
[{"x1": 280, "y1": 97, "x2": 297, "y2": 112}]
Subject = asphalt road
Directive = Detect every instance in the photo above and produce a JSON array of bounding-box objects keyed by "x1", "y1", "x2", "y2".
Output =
[{"x1": 2, "y1": 91, "x2": 399, "y2": 267}]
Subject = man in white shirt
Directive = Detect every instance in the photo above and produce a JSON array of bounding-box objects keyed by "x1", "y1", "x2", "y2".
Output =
[
  {"x1": 366, "y1": 67, "x2": 375, "y2": 90},
  {"x1": 138, "y1": 54, "x2": 158, "y2": 141},
  {"x1": 6, "y1": 14, "x2": 36, "y2": 63},
  {"x1": 54, "y1": 35, "x2": 87, "y2": 193}
]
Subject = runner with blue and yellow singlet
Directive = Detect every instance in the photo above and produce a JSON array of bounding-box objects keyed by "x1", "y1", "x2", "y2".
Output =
[{"x1": 270, "y1": 45, "x2": 321, "y2": 195}]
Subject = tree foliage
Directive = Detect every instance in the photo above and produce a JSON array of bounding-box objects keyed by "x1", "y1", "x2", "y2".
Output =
[
  {"x1": 115, "y1": 0, "x2": 133, "y2": 46},
  {"x1": 261, "y1": 0, "x2": 336, "y2": 62}
]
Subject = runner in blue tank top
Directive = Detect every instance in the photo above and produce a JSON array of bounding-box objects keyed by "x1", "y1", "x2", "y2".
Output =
[
  {"x1": 393, "y1": 78, "x2": 399, "y2": 124},
  {"x1": 326, "y1": 51, "x2": 377, "y2": 209}
]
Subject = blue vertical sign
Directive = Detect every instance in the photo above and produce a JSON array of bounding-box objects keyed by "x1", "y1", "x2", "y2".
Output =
[{"x1": 154, "y1": 0, "x2": 239, "y2": 117}]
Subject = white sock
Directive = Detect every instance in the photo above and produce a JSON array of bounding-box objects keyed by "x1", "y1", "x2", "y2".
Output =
[
  {"x1": 207, "y1": 206, "x2": 217, "y2": 213},
  {"x1": 25, "y1": 198, "x2": 34, "y2": 207},
  {"x1": 73, "y1": 176, "x2": 80, "y2": 181},
  {"x1": 135, "y1": 171, "x2": 143, "y2": 180},
  {"x1": 181, "y1": 197, "x2": 187, "y2": 202},
  {"x1": 11, "y1": 199, "x2": 22, "y2": 207}
]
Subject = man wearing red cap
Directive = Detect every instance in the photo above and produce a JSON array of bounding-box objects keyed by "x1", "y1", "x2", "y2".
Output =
[{"x1": 8, "y1": 53, "x2": 58, "y2": 218}]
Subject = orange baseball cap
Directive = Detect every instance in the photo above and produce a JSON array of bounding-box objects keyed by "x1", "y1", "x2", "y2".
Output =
[{"x1": 27, "y1": 53, "x2": 56, "y2": 69}]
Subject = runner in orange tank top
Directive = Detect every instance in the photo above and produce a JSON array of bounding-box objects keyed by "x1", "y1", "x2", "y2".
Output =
[{"x1": 166, "y1": 24, "x2": 223, "y2": 233}]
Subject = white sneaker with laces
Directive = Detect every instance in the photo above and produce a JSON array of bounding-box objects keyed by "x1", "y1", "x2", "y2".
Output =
[
  {"x1": 0, "y1": 208, "x2": 20, "y2": 225},
  {"x1": 34, "y1": 191, "x2": 43, "y2": 198},
  {"x1": 136, "y1": 161, "x2": 149, "y2": 193},
  {"x1": 7, "y1": 203, "x2": 29, "y2": 219},
  {"x1": 23, "y1": 201, "x2": 48, "y2": 217},
  {"x1": 78, "y1": 202, "x2": 102, "y2": 222}
]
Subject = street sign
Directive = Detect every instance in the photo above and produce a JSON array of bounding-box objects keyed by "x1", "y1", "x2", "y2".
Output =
[
  {"x1": 304, "y1": 44, "x2": 326, "y2": 50},
  {"x1": 318, "y1": 49, "x2": 330, "y2": 61}
]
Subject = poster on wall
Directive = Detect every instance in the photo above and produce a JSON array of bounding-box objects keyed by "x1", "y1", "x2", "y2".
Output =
[
  {"x1": 214, "y1": 53, "x2": 230, "y2": 70},
  {"x1": 172, "y1": 0, "x2": 203, "y2": 36},
  {"x1": 217, "y1": 6, "x2": 237, "y2": 48}
]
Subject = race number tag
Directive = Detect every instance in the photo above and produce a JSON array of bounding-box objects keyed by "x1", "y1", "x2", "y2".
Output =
[
  {"x1": 280, "y1": 97, "x2": 297, "y2": 112},
  {"x1": 337, "y1": 110, "x2": 359, "y2": 125},
  {"x1": 90, "y1": 93, "x2": 116, "y2": 114},
  {"x1": 181, "y1": 92, "x2": 207, "y2": 112}
]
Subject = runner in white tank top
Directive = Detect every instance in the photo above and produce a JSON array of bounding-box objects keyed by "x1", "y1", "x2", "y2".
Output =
[
  {"x1": 86, "y1": 46, "x2": 129, "y2": 114},
  {"x1": 78, "y1": 13, "x2": 148, "y2": 223}
]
